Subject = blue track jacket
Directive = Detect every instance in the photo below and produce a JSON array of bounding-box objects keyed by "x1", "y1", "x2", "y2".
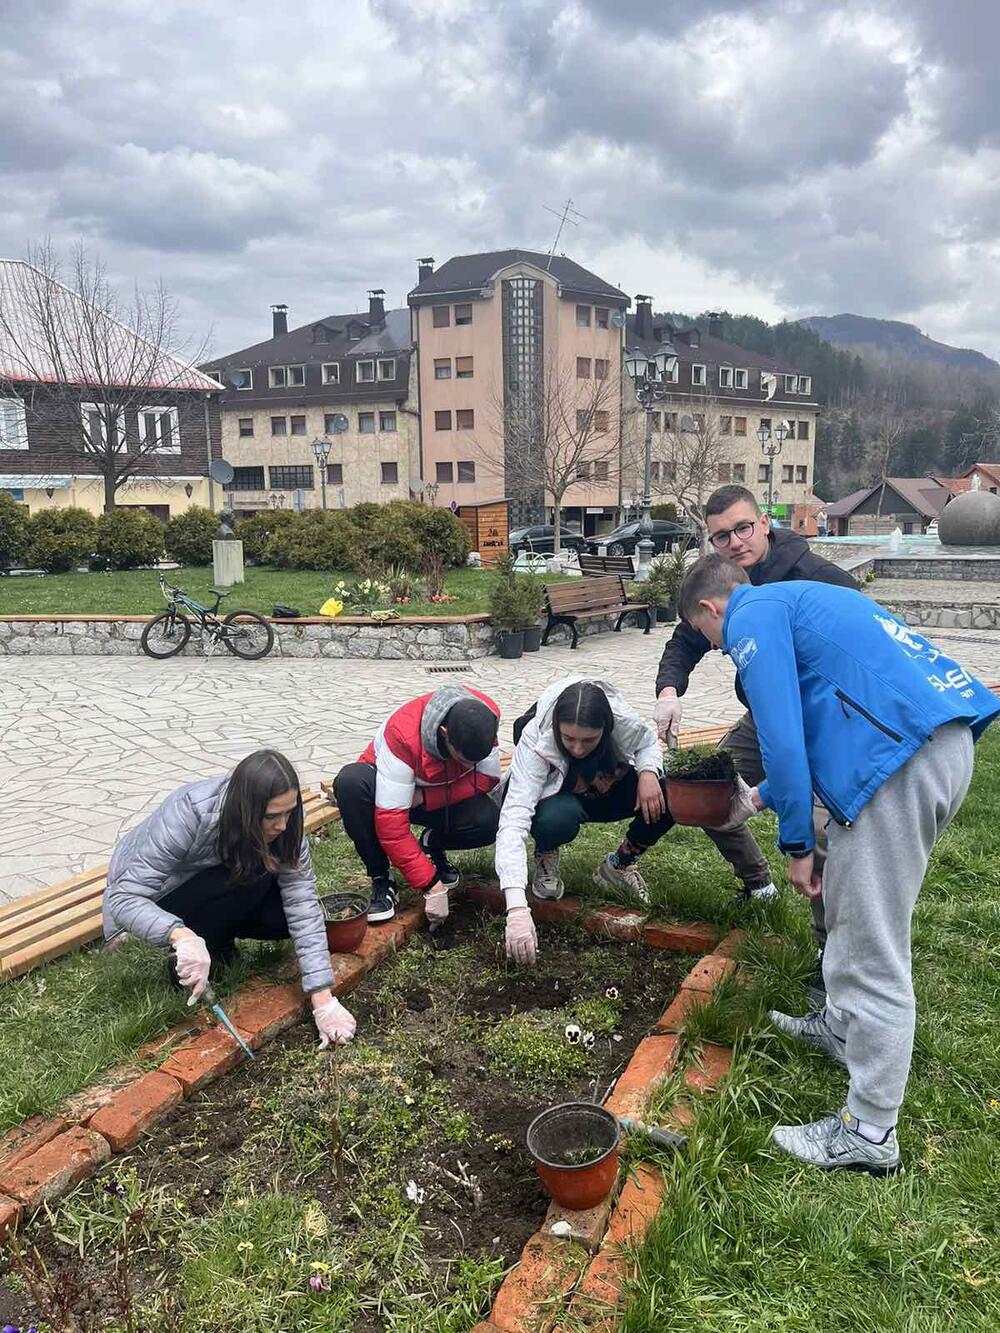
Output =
[{"x1": 722, "y1": 583, "x2": 1000, "y2": 855}]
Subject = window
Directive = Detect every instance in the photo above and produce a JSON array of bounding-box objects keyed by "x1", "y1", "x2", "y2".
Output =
[
  {"x1": 692, "y1": 413, "x2": 705, "y2": 430},
  {"x1": 238, "y1": 417, "x2": 254, "y2": 437},
  {"x1": 796, "y1": 465, "x2": 808, "y2": 484},
  {"x1": 576, "y1": 409, "x2": 591, "y2": 431},
  {"x1": 664, "y1": 362, "x2": 679, "y2": 384},
  {"x1": 576, "y1": 357, "x2": 591, "y2": 379},
  {"x1": 227, "y1": 466, "x2": 265, "y2": 491},
  {"x1": 268, "y1": 366, "x2": 287, "y2": 388},
  {"x1": 322, "y1": 363, "x2": 340, "y2": 385},
  {"x1": 664, "y1": 411, "x2": 678, "y2": 431},
  {"x1": 576, "y1": 304, "x2": 591, "y2": 327},
  {"x1": 377, "y1": 359, "x2": 396, "y2": 381},
  {"x1": 436, "y1": 462, "x2": 454, "y2": 483},
  {"x1": 358, "y1": 412, "x2": 376, "y2": 434},
  {"x1": 664, "y1": 459, "x2": 677, "y2": 481},
  {"x1": 593, "y1": 460, "x2": 609, "y2": 482},
  {"x1": 457, "y1": 461, "x2": 476, "y2": 483},
  {"x1": 137, "y1": 406, "x2": 180, "y2": 454},
  {"x1": 576, "y1": 461, "x2": 591, "y2": 480},
  {"x1": 733, "y1": 463, "x2": 746, "y2": 482},
  {"x1": 435, "y1": 411, "x2": 452, "y2": 430},
  {"x1": 381, "y1": 461, "x2": 398, "y2": 485},
  {"x1": 797, "y1": 419, "x2": 810, "y2": 440},
  {"x1": 651, "y1": 411, "x2": 661, "y2": 433},
  {"x1": 455, "y1": 356, "x2": 474, "y2": 379},
  {"x1": 650, "y1": 461, "x2": 660, "y2": 482},
  {"x1": 594, "y1": 410, "x2": 609, "y2": 432},
  {"x1": 760, "y1": 417, "x2": 772, "y2": 434},
  {"x1": 691, "y1": 364, "x2": 707, "y2": 386},
  {"x1": 288, "y1": 365, "x2": 305, "y2": 387},
  {"x1": 81, "y1": 403, "x2": 126, "y2": 452},
  {"x1": 290, "y1": 415, "x2": 306, "y2": 436},
  {"x1": 719, "y1": 366, "x2": 733, "y2": 389},
  {"x1": 269, "y1": 464, "x2": 314, "y2": 489},
  {"x1": 784, "y1": 374, "x2": 798, "y2": 393},
  {"x1": 356, "y1": 360, "x2": 375, "y2": 384},
  {"x1": 271, "y1": 416, "x2": 287, "y2": 436},
  {"x1": 594, "y1": 358, "x2": 609, "y2": 380},
  {"x1": 720, "y1": 415, "x2": 733, "y2": 436},
  {"x1": 434, "y1": 358, "x2": 452, "y2": 380},
  {"x1": 432, "y1": 305, "x2": 450, "y2": 328},
  {"x1": 454, "y1": 303, "x2": 472, "y2": 326},
  {"x1": 596, "y1": 307, "x2": 610, "y2": 330},
  {"x1": 758, "y1": 464, "x2": 771, "y2": 483},
  {"x1": 456, "y1": 409, "x2": 474, "y2": 430},
  {"x1": 327, "y1": 463, "x2": 343, "y2": 485},
  {"x1": 380, "y1": 411, "x2": 397, "y2": 432},
  {"x1": 734, "y1": 368, "x2": 748, "y2": 390},
  {"x1": 734, "y1": 416, "x2": 747, "y2": 436},
  {"x1": 234, "y1": 368, "x2": 253, "y2": 390},
  {"x1": 206, "y1": 369, "x2": 224, "y2": 385},
  {"x1": 782, "y1": 464, "x2": 794, "y2": 484},
  {"x1": 798, "y1": 376, "x2": 812, "y2": 395},
  {"x1": 718, "y1": 463, "x2": 731, "y2": 482}
]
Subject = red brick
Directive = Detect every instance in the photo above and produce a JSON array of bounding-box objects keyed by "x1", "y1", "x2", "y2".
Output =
[
  {"x1": 464, "y1": 881, "x2": 504, "y2": 914},
  {"x1": 715, "y1": 928, "x2": 747, "y2": 959},
  {"x1": 137, "y1": 1013, "x2": 208, "y2": 1062},
  {"x1": 396, "y1": 902, "x2": 426, "y2": 942},
  {"x1": 663, "y1": 1099, "x2": 696, "y2": 1131},
  {"x1": 680, "y1": 953, "x2": 736, "y2": 994},
  {"x1": 88, "y1": 1072, "x2": 183, "y2": 1152},
  {"x1": 469, "y1": 1325, "x2": 501, "y2": 1332},
  {"x1": 0, "y1": 1116, "x2": 67, "y2": 1172},
  {"x1": 60, "y1": 1067, "x2": 145, "y2": 1125},
  {"x1": 545, "y1": 1194, "x2": 614, "y2": 1253},
  {"x1": 569, "y1": 1250, "x2": 624, "y2": 1328},
  {"x1": 643, "y1": 920, "x2": 719, "y2": 953},
  {"x1": 605, "y1": 1163, "x2": 666, "y2": 1247},
  {"x1": 684, "y1": 1042, "x2": 733, "y2": 1093},
  {"x1": 352, "y1": 918, "x2": 408, "y2": 969},
  {"x1": 604, "y1": 1035, "x2": 680, "y2": 1120},
  {"x1": 330, "y1": 951, "x2": 370, "y2": 996},
  {"x1": 653, "y1": 987, "x2": 711, "y2": 1033},
  {"x1": 159, "y1": 1028, "x2": 245, "y2": 1096},
  {"x1": 224, "y1": 982, "x2": 306, "y2": 1050},
  {"x1": 491, "y1": 1233, "x2": 586, "y2": 1333},
  {"x1": 0, "y1": 1192, "x2": 23, "y2": 1239},
  {"x1": 0, "y1": 1127, "x2": 111, "y2": 1210},
  {"x1": 530, "y1": 896, "x2": 581, "y2": 927},
  {"x1": 581, "y1": 905, "x2": 644, "y2": 943}
]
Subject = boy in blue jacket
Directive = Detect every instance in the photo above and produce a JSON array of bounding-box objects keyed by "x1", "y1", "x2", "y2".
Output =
[{"x1": 681, "y1": 554, "x2": 999, "y2": 1175}]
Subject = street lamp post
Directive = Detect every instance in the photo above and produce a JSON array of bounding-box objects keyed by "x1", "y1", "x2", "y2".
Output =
[
  {"x1": 625, "y1": 340, "x2": 691, "y2": 579},
  {"x1": 312, "y1": 436, "x2": 332, "y2": 510},
  {"x1": 756, "y1": 421, "x2": 788, "y2": 515}
]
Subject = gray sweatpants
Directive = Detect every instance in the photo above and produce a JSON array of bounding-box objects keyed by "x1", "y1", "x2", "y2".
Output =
[{"x1": 822, "y1": 720, "x2": 974, "y2": 1126}]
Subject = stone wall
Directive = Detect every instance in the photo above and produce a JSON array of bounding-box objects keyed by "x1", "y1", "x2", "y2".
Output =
[
  {"x1": 872, "y1": 557, "x2": 1000, "y2": 581},
  {"x1": 868, "y1": 599, "x2": 1000, "y2": 631}
]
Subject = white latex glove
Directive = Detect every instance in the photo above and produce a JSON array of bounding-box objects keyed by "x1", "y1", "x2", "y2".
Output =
[
  {"x1": 424, "y1": 884, "x2": 449, "y2": 925},
  {"x1": 708, "y1": 776, "x2": 759, "y2": 832},
  {"x1": 314, "y1": 997, "x2": 357, "y2": 1048},
  {"x1": 505, "y1": 907, "x2": 538, "y2": 965},
  {"x1": 172, "y1": 933, "x2": 211, "y2": 1005},
  {"x1": 653, "y1": 694, "x2": 683, "y2": 742}
]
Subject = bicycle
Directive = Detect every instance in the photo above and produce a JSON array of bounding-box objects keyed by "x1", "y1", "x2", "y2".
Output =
[{"x1": 140, "y1": 574, "x2": 275, "y2": 661}]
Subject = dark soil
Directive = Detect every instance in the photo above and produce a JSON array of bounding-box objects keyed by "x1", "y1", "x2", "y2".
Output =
[
  {"x1": 1, "y1": 900, "x2": 686, "y2": 1332},
  {"x1": 666, "y1": 747, "x2": 736, "y2": 783}
]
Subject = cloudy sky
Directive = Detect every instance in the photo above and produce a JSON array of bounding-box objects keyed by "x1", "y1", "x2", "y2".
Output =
[{"x1": 2, "y1": 0, "x2": 999, "y2": 358}]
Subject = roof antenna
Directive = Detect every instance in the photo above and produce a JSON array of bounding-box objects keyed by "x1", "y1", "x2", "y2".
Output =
[{"x1": 543, "y1": 197, "x2": 586, "y2": 269}]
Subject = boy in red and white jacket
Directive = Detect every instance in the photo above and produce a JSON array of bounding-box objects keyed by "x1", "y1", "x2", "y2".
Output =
[{"x1": 333, "y1": 686, "x2": 502, "y2": 922}]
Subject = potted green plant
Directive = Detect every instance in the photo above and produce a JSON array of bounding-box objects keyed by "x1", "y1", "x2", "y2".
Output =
[
  {"x1": 518, "y1": 572, "x2": 546, "y2": 652},
  {"x1": 665, "y1": 744, "x2": 736, "y2": 826},
  {"x1": 526, "y1": 1102, "x2": 621, "y2": 1209},
  {"x1": 646, "y1": 544, "x2": 691, "y2": 623},
  {"x1": 489, "y1": 553, "x2": 524, "y2": 659}
]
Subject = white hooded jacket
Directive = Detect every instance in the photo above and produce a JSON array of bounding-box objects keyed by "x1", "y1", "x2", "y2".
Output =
[{"x1": 494, "y1": 676, "x2": 663, "y2": 892}]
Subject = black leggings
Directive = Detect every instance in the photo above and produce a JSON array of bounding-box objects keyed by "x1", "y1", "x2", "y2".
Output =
[{"x1": 159, "y1": 864, "x2": 290, "y2": 953}]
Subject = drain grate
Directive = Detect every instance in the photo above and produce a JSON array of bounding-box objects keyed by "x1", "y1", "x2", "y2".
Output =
[{"x1": 425, "y1": 665, "x2": 472, "y2": 674}]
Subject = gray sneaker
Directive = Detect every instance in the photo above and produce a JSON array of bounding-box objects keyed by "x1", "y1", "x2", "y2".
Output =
[
  {"x1": 772, "y1": 1108, "x2": 901, "y2": 1176},
  {"x1": 593, "y1": 853, "x2": 649, "y2": 903},
  {"x1": 769, "y1": 1007, "x2": 848, "y2": 1067},
  {"x1": 531, "y1": 850, "x2": 564, "y2": 900}
]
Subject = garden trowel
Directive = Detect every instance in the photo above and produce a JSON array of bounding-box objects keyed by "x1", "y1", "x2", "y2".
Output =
[{"x1": 201, "y1": 981, "x2": 255, "y2": 1061}]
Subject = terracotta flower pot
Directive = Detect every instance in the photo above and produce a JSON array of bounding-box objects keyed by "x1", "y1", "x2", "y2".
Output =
[
  {"x1": 320, "y1": 893, "x2": 369, "y2": 953},
  {"x1": 666, "y1": 777, "x2": 734, "y2": 827},
  {"x1": 526, "y1": 1102, "x2": 621, "y2": 1210}
]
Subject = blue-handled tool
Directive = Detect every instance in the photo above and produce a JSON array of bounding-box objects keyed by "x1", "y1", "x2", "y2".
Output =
[{"x1": 202, "y1": 982, "x2": 255, "y2": 1061}]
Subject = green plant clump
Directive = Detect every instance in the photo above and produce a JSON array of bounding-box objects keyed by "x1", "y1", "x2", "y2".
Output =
[
  {"x1": 164, "y1": 505, "x2": 218, "y2": 565},
  {"x1": 26, "y1": 506, "x2": 96, "y2": 573},
  {"x1": 91, "y1": 506, "x2": 164, "y2": 571},
  {"x1": 666, "y1": 744, "x2": 736, "y2": 783},
  {"x1": 483, "y1": 1010, "x2": 589, "y2": 1085},
  {"x1": 570, "y1": 995, "x2": 622, "y2": 1036}
]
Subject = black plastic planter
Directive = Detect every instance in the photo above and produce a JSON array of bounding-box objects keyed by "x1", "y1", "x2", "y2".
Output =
[
  {"x1": 498, "y1": 630, "x2": 525, "y2": 659},
  {"x1": 522, "y1": 625, "x2": 543, "y2": 652}
]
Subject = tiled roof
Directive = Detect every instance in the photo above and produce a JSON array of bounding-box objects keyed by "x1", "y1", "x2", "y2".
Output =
[
  {"x1": 203, "y1": 308, "x2": 411, "y2": 372},
  {"x1": 408, "y1": 250, "x2": 628, "y2": 304},
  {"x1": 826, "y1": 477, "x2": 950, "y2": 519}
]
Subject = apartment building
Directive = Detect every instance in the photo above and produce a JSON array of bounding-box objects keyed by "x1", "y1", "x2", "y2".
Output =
[
  {"x1": 201, "y1": 293, "x2": 417, "y2": 514},
  {"x1": 408, "y1": 251, "x2": 629, "y2": 534},
  {"x1": 622, "y1": 301, "x2": 819, "y2": 518}
]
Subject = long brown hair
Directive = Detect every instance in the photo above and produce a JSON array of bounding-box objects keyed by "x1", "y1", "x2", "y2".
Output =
[{"x1": 218, "y1": 749, "x2": 304, "y2": 881}]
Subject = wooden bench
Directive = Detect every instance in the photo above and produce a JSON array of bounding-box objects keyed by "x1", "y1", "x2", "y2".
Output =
[
  {"x1": 543, "y1": 574, "x2": 651, "y2": 649},
  {"x1": 578, "y1": 552, "x2": 636, "y2": 579}
]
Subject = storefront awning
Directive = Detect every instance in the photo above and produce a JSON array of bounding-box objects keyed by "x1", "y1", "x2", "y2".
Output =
[{"x1": 0, "y1": 475, "x2": 73, "y2": 489}]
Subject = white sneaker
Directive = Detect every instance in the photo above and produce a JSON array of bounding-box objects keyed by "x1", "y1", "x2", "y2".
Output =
[
  {"x1": 769, "y1": 1007, "x2": 848, "y2": 1067},
  {"x1": 593, "y1": 853, "x2": 649, "y2": 903},
  {"x1": 772, "y1": 1108, "x2": 901, "y2": 1176},
  {"x1": 531, "y1": 850, "x2": 564, "y2": 900},
  {"x1": 747, "y1": 881, "x2": 779, "y2": 901}
]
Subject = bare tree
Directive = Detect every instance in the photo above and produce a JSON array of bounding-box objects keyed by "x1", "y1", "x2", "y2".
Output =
[
  {"x1": 624, "y1": 395, "x2": 730, "y2": 546},
  {"x1": 0, "y1": 240, "x2": 211, "y2": 512}
]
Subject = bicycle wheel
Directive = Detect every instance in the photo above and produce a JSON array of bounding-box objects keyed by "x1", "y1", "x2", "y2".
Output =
[
  {"x1": 221, "y1": 610, "x2": 275, "y2": 660},
  {"x1": 140, "y1": 611, "x2": 191, "y2": 659}
]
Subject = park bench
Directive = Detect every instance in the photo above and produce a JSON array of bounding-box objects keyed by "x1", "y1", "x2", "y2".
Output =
[
  {"x1": 578, "y1": 553, "x2": 636, "y2": 579},
  {"x1": 543, "y1": 574, "x2": 651, "y2": 649}
]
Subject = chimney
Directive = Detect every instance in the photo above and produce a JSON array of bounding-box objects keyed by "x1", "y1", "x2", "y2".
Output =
[
  {"x1": 368, "y1": 288, "x2": 386, "y2": 329},
  {"x1": 634, "y1": 293, "x2": 653, "y2": 341},
  {"x1": 417, "y1": 257, "x2": 435, "y2": 284},
  {"x1": 706, "y1": 311, "x2": 722, "y2": 338},
  {"x1": 271, "y1": 303, "x2": 288, "y2": 337}
]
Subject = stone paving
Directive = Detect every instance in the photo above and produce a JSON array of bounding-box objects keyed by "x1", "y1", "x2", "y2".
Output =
[{"x1": 2, "y1": 622, "x2": 999, "y2": 904}]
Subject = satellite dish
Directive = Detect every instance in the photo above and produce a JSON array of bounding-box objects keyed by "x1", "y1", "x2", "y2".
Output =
[
  {"x1": 611, "y1": 311, "x2": 627, "y2": 329},
  {"x1": 225, "y1": 368, "x2": 247, "y2": 389},
  {"x1": 328, "y1": 413, "x2": 349, "y2": 434},
  {"x1": 209, "y1": 459, "x2": 235, "y2": 484}
]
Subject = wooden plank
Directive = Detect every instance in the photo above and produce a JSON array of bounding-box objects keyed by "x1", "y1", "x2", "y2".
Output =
[
  {"x1": 0, "y1": 878, "x2": 106, "y2": 943},
  {"x1": 0, "y1": 911, "x2": 105, "y2": 981},
  {"x1": 0, "y1": 897, "x2": 108, "y2": 961},
  {"x1": 0, "y1": 866, "x2": 107, "y2": 924}
]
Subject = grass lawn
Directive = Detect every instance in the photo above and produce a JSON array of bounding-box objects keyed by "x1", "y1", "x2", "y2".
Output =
[{"x1": 0, "y1": 566, "x2": 505, "y2": 618}]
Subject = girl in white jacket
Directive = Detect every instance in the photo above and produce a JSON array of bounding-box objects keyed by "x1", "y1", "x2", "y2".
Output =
[{"x1": 496, "y1": 677, "x2": 668, "y2": 964}]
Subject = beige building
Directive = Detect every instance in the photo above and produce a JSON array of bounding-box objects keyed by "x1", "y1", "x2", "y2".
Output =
[{"x1": 408, "y1": 251, "x2": 629, "y2": 535}]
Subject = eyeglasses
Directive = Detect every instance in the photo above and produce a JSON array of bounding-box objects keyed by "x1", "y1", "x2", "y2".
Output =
[{"x1": 709, "y1": 520, "x2": 756, "y2": 550}]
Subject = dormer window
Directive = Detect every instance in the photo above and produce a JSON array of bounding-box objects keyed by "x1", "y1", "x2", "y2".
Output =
[
  {"x1": 269, "y1": 366, "x2": 286, "y2": 388},
  {"x1": 322, "y1": 363, "x2": 340, "y2": 385},
  {"x1": 784, "y1": 374, "x2": 798, "y2": 393},
  {"x1": 734, "y1": 368, "x2": 748, "y2": 389},
  {"x1": 691, "y1": 364, "x2": 707, "y2": 387},
  {"x1": 356, "y1": 360, "x2": 375, "y2": 384},
  {"x1": 719, "y1": 366, "x2": 733, "y2": 389},
  {"x1": 312, "y1": 323, "x2": 338, "y2": 344},
  {"x1": 798, "y1": 375, "x2": 812, "y2": 395},
  {"x1": 377, "y1": 358, "x2": 396, "y2": 381}
]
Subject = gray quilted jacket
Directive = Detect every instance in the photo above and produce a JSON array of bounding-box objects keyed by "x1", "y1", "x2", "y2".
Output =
[{"x1": 104, "y1": 775, "x2": 334, "y2": 994}]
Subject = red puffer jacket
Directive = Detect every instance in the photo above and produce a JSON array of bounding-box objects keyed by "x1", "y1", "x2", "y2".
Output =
[{"x1": 358, "y1": 685, "x2": 502, "y2": 890}]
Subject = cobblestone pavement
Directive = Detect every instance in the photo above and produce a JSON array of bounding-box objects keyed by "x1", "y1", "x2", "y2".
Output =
[
  {"x1": 869, "y1": 578, "x2": 1000, "y2": 605},
  {"x1": 3, "y1": 623, "x2": 999, "y2": 903}
]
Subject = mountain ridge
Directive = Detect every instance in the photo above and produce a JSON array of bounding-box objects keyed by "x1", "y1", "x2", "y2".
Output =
[{"x1": 798, "y1": 313, "x2": 999, "y2": 375}]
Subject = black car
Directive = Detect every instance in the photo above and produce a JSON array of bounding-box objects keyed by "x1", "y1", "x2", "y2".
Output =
[
  {"x1": 584, "y1": 520, "x2": 692, "y2": 557},
  {"x1": 508, "y1": 523, "x2": 585, "y2": 556}
]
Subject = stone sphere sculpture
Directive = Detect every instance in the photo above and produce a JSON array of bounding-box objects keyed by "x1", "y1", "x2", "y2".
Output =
[{"x1": 937, "y1": 490, "x2": 1000, "y2": 546}]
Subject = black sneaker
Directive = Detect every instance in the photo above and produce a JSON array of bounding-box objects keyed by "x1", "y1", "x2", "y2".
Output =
[
  {"x1": 367, "y1": 877, "x2": 397, "y2": 923},
  {"x1": 420, "y1": 831, "x2": 460, "y2": 891}
]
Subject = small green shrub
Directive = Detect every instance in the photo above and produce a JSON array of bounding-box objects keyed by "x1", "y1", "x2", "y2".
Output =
[
  {"x1": 26, "y1": 507, "x2": 96, "y2": 573},
  {"x1": 483, "y1": 1011, "x2": 589, "y2": 1085},
  {"x1": 235, "y1": 509, "x2": 297, "y2": 563},
  {"x1": 0, "y1": 493, "x2": 30, "y2": 569},
  {"x1": 570, "y1": 995, "x2": 621, "y2": 1037},
  {"x1": 268, "y1": 510, "x2": 362, "y2": 570},
  {"x1": 164, "y1": 506, "x2": 218, "y2": 565},
  {"x1": 92, "y1": 507, "x2": 164, "y2": 571}
]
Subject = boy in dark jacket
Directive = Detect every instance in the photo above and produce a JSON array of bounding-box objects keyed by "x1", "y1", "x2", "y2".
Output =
[{"x1": 680, "y1": 554, "x2": 999, "y2": 1174}]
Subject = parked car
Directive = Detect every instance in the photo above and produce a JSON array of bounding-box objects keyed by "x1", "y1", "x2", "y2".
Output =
[
  {"x1": 508, "y1": 523, "x2": 584, "y2": 556},
  {"x1": 584, "y1": 520, "x2": 692, "y2": 557}
]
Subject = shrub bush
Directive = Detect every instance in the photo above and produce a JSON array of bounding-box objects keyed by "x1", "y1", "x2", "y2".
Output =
[
  {"x1": 91, "y1": 507, "x2": 164, "y2": 571},
  {"x1": 268, "y1": 510, "x2": 362, "y2": 570},
  {"x1": 26, "y1": 507, "x2": 97, "y2": 574},
  {"x1": 235, "y1": 509, "x2": 297, "y2": 563},
  {"x1": 365, "y1": 502, "x2": 470, "y2": 572},
  {"x1": 0, "y1": 493, "x2": 30, "y2": 570},
  {"x1": 165, "y1": 506, "x2": 218, "y2": 566}
]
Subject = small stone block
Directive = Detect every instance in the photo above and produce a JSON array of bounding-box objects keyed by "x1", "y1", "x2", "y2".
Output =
[
  {"x1": 223, "y1": 983, "x2": 307, "y2": 1049},
  {"x1": 603, "y1": 1034, "x2": 680, "y2": 1119},
  {"x1": 88, "y1": 1072, "x2": 183, "y2": 1152},
  {"x1": 681, "y1": 953, "x2": 736, "y2": 993},
  {"x1": 0, "y1": 1127, "x2": 111, "y2": 1210},
  {"x1": 605, "y1": 1163, "x2": 666, "y2": 1247},
  {"x1": 0, "y1": 1192, "x2": 22, "y2": 1238},
  {"x1": 490, "y1": 1233, "x2": 586, "y2": 1333},
  {"x1": 582, "y1": 905, "x2": 644, "y2": 942},
  {"x1": 0, "y1": 1116, "x2": 67, "y2": 1173},
  {"x1": 352, "y1": 919, "x2": 408, "y2": 969},
  {"x1": 654, "y1": 988, "x2": 711, "y2": 1033},
  {"x1": 684, "y1": 1042, "x2": 733, "y2": 1093},
  {"x1": 158, "y1": 1028, "x2": 245, "y2": 1096},
  {"x1": 715, "y1": 928, "x2": 747, "y2": 959},
  {"x1": 331, "y1": 951, "x2": 370, "y2": 996},
  {"x1": 544, "y1": 1194, "x2": 614, "y2": 1253},
  {"x1": 643, "y1": 920, "x2": 719, "y2": 954}
]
